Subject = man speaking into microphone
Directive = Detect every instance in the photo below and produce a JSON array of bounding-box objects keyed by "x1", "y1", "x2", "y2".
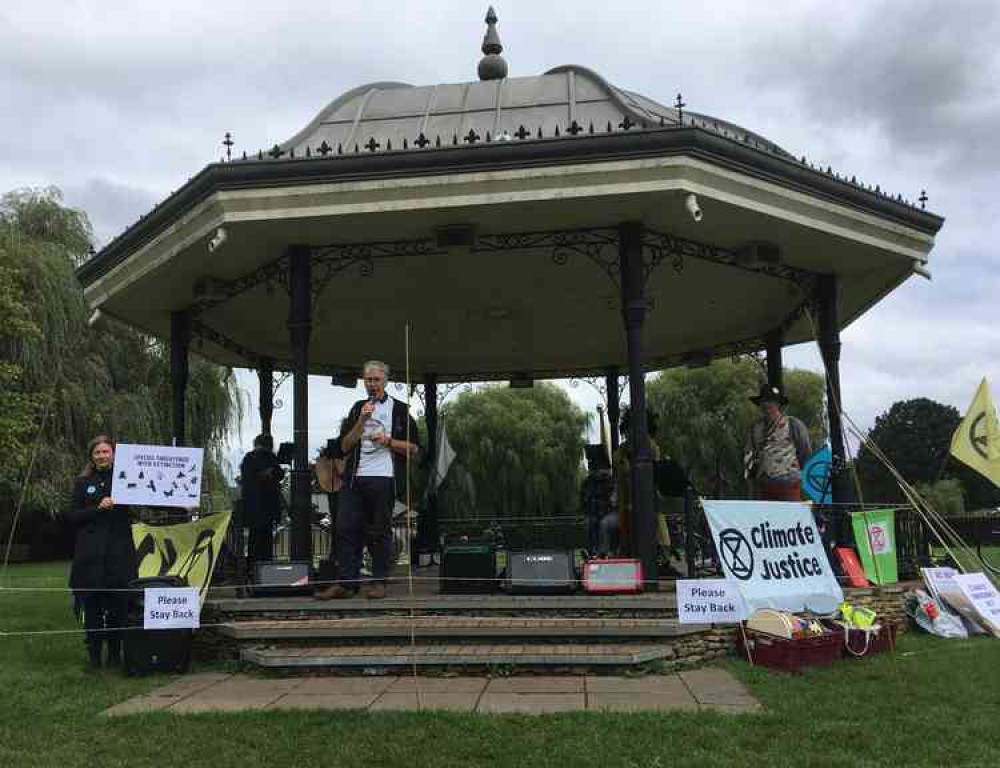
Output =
[{"x1": 315, "y1": 360, "x2": 420, "y2": 600}]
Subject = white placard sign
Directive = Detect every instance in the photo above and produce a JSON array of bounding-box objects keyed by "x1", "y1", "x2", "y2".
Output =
[
  {"x1": 112, "y1": 443, "x2": 204, "y2": 508},
  {"x1": 143, "y1": 587, "x2": 201, "y2": 630},
  {"x1": 677, "y1": 579, "x2": 748, "y2": 624},
  {"x1": 702, "y1": 500, "x2": 843, "y2": 614},
  {"x1": 953, "y1": 573, "x2": 1000, "y2": 638},
  {"x1": 921, "y1": 566, "x2": 961, "y2": 606}
]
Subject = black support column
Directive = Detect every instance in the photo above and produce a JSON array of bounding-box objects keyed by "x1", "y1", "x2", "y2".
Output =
[
  {"x1": 765, "y1": 329, "x2": 784, "y2": 392},
  {"x1": 420, "y1": 374, "x2": 439, "y2": 554},
  {"x1": 169, "y1": 310, "x2": 191, "y2": 446},
  {"x1": 619, "y1": 222, "x2": 657, "y2": 589},
  {"x1": 605, "y1": 367, "x2": 621, "y2": 458},
  {"x1": 817, "y1": 274, "x2": 850, "y2": 505},
  {"x1": 257, "y1": 357, "x2": 274, "y2": 437},
  {"x1": 287, "y1": 246, "x2": 312, "y2": 562}
]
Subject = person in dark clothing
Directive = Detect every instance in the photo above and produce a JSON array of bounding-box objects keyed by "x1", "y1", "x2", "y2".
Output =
[
  {"x1": 315, "y1": 360, "x2": 420, "y2": 600},
  {"x1": 67, "y1": 435, "x2": 138, "y2": 670},
  {"x1": 581, "y1": 445, "x2": 616, "y2": 556},
  {"x1": 239, "y1": 434, "x2": 285, "y2": 573}
]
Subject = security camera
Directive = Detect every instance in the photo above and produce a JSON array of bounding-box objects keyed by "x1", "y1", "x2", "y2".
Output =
[
  {"x1": 685, "y1": 193, "x2": 703, "y2": 223},
  {"x1": 207, "y1": 227, "x2": 228, "y2": 253}
]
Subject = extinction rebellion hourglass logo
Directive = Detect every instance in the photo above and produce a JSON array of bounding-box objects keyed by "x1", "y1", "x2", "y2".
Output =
[
  {"x1": 718, "y1": 529, "x2": 754, "y2": 580},
  {"x1": 716, "y1": 521, "x2": 828, "y2": 581}
]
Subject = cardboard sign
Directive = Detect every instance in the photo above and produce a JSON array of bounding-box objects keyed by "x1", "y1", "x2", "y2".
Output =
[
  {"x1": 953, "y1": 573, "x2": 1000, "y2": 638},
  {"x1": 112, "y1": 443, "x2": 204, "y2": 508},
  {"x1": 677, "y1": 579, "x2": 748, "y2": 624},
  {"x1": 143, "y1": 587, "x2": 200, "y2": 630},
  {"x1": 702, "y1": 500, "x2": 843, "y2": 614}
]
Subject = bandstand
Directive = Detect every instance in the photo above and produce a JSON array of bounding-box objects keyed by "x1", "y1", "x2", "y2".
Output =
[{"x1": 76, "y1": 9, "x2": 942, "y2": 670}]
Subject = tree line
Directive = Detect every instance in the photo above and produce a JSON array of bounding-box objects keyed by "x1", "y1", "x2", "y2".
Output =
[
  {"x1": 3, "y1": 188, "x2": 992, "y2": 560},
  {"x1": 0, "y1": 188, "x2": 240, "y2": 560}
]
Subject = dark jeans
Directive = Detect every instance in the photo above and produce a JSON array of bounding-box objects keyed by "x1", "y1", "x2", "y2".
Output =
[
  {"x1": 247, "y1": 523, "x2": 274, "y2": 572},
  {"x1": 326, "y1": 492, "x2": 340, "y2": 567},
  {"x1": 83, "y1": 590, "x2": 128, "y2": 657},
  {"x1": 337, "y1": 476, "x2": 394, "y2": 587},
  {"x1": 588, "y1": 514, "x2": 617, "y2": 555}
]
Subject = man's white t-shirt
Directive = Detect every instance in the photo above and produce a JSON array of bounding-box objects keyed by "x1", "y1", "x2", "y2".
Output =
[{"x1": 356, "y1": 398, "x2": 394, "y2": 478}]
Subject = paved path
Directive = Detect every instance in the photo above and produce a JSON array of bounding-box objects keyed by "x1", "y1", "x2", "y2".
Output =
[{"x1": 102, "y1": 668, "x2": 761, "y2": 716}]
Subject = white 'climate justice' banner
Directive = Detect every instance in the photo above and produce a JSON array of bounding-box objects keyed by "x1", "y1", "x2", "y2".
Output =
[{"x1": 702, "y1": 500, "x2": 843, "y2": 614}]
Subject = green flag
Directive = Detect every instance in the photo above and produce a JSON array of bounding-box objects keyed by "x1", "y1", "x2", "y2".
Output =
[{"x1": 851, "y1": 508, "x2": 898, "y2": 585}]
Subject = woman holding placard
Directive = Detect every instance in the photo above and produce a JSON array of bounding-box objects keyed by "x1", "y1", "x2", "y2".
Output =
[{"x1": 67, "y1": 435, "x2": 138, "y2": 670}]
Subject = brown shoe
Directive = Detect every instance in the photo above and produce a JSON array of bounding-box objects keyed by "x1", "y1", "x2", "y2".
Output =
[
  {"x1": 313, "y1": 584, "x2": 356, "y2": 601},
  {"x1": 362, "y1": 583, "x2": 386, "y2": 600}
]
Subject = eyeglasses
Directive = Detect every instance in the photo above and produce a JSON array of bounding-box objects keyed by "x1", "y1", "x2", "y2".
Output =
[{"x1": 363, "y1": 377, "x2": 385, "y2": 383}]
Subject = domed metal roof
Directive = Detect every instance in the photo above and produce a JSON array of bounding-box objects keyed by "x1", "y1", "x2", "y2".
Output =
[
  {"x1": 276, "y1": 64, "x2": 792, "y2": 161},
  {"x1": 274, "y1": 6, "x2": 789, "y2": 161}
]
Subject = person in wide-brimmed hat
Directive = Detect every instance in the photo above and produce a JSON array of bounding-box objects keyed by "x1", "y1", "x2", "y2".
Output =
[{"x1": 745, "y1": 383, "x2": 811, "y2": 500}]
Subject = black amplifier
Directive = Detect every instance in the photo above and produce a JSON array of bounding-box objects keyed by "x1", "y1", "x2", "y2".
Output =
[
  {"x1": 124, "y1": 576, "x2": 192, "y2": 676},
  {"x1": 252, "y1": 560, "x2": 312, "y2": 596},
  {"x1": 440, "y1": 540, "x2": 497, "y2": 594},
  {"x1": 506, "y1": 550, "x2": 577, "y2": 595}
]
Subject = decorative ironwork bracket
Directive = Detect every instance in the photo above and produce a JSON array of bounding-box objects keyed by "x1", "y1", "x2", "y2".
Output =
[
  {"x1": 310, "y1": 238, "x2": 440, "y2": 304},
  {"x1": 190, "y1": 319, "x2": 260, "y2": 365},
  {"x1": 569, "y1": 375, "x2": 629, "y2": 406},
  {"x1": 190, "y1": 255, "x2": 290, "y2": 319},
  {"x1": 640, "y1": 229, "x2": 816, "y2": 291},
  {"x1": 474, "y1": 228, "x2": 621, "y2": 288}
]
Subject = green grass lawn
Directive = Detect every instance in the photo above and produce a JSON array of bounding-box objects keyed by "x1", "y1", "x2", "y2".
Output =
[{"x1": 2, "y1": 561, "x2": 1000, "y2": 767}]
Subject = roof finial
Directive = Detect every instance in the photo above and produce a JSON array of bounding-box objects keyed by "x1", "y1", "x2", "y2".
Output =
[{"x1": 477, "y1": 6, "x2": 508, "y2": 81}]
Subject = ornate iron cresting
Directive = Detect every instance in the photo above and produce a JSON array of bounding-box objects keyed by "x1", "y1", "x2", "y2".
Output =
[
  {"x1": 474, "y1": 228, "x2": 621, "y2": 287},
  {"x1": 310, "y1": 237, "x2": 440, "y2": 302}
]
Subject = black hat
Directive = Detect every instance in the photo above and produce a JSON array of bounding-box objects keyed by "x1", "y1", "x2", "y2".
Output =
[{"x1": 750, "y1": 383, "x2": 788, "y2": 406}]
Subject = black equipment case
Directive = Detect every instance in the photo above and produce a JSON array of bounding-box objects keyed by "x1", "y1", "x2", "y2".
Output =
[
  {"x1": 505, "y1": 550, "x2": 577, "y2": 595},
  {"x1": 440, "y1": 540, "x2": 497, "y2": 594},
  {"x1": 124, "y1": 576, "x2": 193, "y2": 676},
  {"x1": 252, "y1": 560, "x2": 312, "y2": 596}
]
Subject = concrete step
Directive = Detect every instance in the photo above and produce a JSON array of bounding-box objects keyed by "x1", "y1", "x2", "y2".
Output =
[
  {"x1": 242, "y1": 643, "x2": 677, "y2": 669},
  {"x1": 207, "y1": 593, "x2": 679, "y2": 617},
  {"x1": 219, "y1": 616, "x2": 707, "y2": 641}
]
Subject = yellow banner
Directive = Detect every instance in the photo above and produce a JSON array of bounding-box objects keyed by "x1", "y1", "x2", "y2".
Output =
[
  {"x1": 132, "y1": 512, "x2": 232, "y2": 599},
  {"x1": 950, "y1": 378, "x2": 1000, "y2": 488}
]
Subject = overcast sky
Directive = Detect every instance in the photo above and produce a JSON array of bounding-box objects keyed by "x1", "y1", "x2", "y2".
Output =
[{"x1": 3, "y1": 0, "x2": 998, "y2": 468}]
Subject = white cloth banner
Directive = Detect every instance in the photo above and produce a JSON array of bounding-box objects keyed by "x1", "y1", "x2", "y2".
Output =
[
  {"x1": 701, "y1": 500, "x2": 843, "y2": 614},
  {"x1": 432, "y1": 423, "x2": 457, "y2": 492},
  {"x1": 112, "y1": 443, "x2": 205, "y2": 508}
]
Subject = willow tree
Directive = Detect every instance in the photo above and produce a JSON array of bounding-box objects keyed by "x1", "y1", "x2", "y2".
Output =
[
  {"x1": 439, "y1": 383, "x2": 588, "y2": 521},
  {"x1": 0, "y1": 188, "x2": 241, "y2": 557},
  {"x1": 647, "y1": 358, "x2": 826, "y2": 498}
]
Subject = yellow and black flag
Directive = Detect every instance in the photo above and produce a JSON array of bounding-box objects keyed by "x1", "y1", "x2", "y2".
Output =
[{"x1": 950, "y1": 378, "x2": 1000, "y2": 488}]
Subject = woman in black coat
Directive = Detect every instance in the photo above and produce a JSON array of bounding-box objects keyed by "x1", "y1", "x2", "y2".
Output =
[{"x1": 67, "y1": 435, "x2": 138, "y2": 669}]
